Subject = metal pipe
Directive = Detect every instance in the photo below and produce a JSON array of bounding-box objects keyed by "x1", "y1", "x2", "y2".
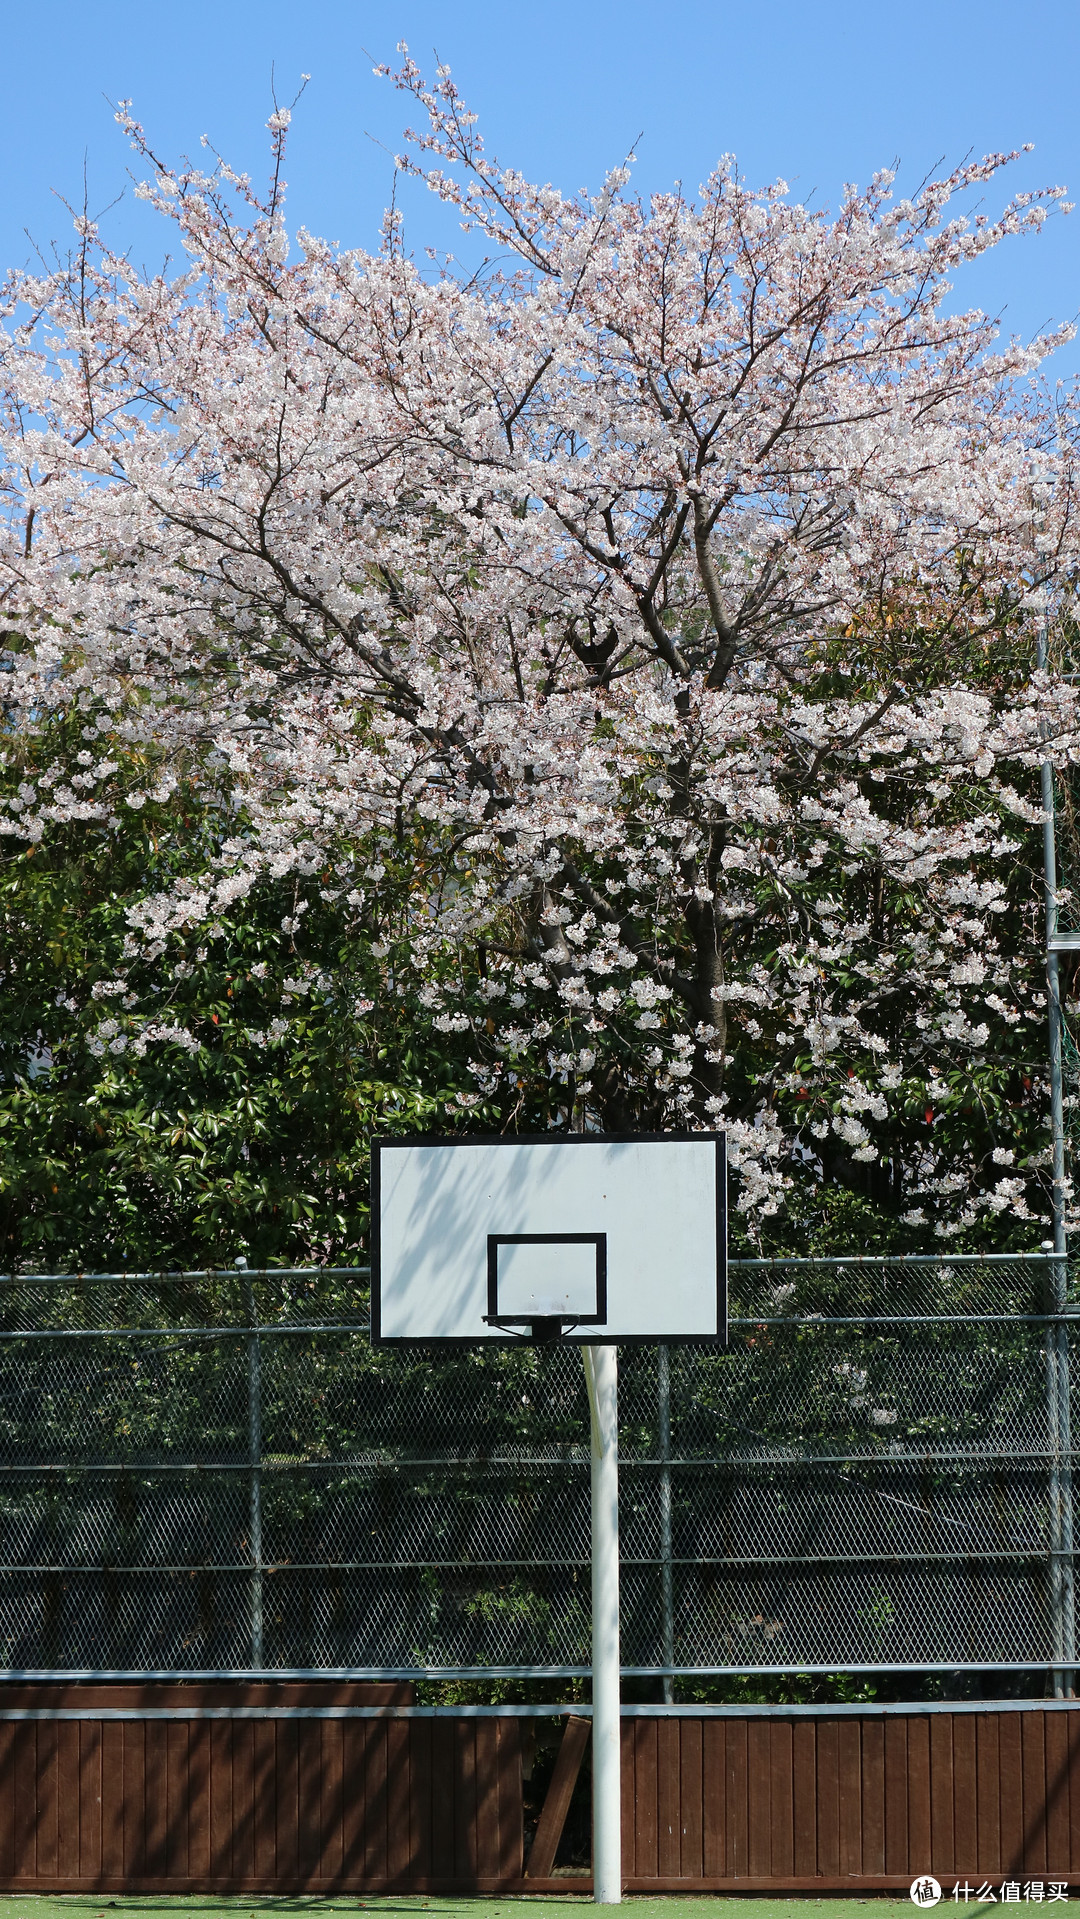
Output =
[
  {"x1": 584, "y1": 1343, "x2": 622, "y2": 1905},
  {"x1": 657, "y1": 1344, "x2": 674, "y2": 1705},
  {"x1": 1039, "y1": 625, "x2": 1076, "y2": 1698}
]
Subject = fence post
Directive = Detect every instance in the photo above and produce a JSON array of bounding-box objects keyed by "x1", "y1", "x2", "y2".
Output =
[
  {"x1": 243, "y1": 1271, "x2": 264, "y2": 1670},
  {"x1": 657, "y1": 1343, "x2": 674, "y2": 1705}
]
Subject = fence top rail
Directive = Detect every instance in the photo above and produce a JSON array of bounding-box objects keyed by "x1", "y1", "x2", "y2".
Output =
[
  {"x1": 0, "y1": 1253, "x2": 1060, "y2": 1284},
  {"x1": 0, "y1": 1698, "x2": 1073, "y2": 1720}
]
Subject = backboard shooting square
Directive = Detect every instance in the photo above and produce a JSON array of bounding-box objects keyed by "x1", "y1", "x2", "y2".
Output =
[{"x1": 371, "y1": 1132, "x2": 726, "y2": 1346}]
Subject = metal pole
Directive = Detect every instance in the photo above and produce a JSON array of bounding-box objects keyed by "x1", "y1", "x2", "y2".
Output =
[
  {"x1": 243, "y1": 1269, "x2": 264, "y2": 1670},
  {"x1": 657, "y1": 1344, "x2": 674, "y2": 1705},
  {"x1": 584, "y1": 1343, "x2": 621, "y2": 1905},
  {"x1": 1039, "y1": 628, "x2": 1075, "y2": 1696}
]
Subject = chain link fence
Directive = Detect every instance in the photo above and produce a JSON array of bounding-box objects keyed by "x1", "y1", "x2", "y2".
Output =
[{"x1": 0, "y1": 1253, "x2": 1073, "y2": 1680}]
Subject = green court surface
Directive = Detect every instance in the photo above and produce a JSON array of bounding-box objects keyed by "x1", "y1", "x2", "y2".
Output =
[{"x1": 0, "y1": 1898, "x2": 921, "y2": 1919}]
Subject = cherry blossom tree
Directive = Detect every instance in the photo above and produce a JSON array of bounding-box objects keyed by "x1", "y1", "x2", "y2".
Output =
[{"x1": 1, "y1": 54, "x2": 1079, "y2": 1243}]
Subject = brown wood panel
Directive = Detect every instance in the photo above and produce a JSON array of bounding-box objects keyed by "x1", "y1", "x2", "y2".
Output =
[
  {"x1": 496, "y1": 1722, "x2": 522, "y2": 1881},
  {"x1": 297, "y1": 1721, "x2": 321, "y2": 1880},
  {"x1": 726, "y1": 1718, "x2": 747, "y2": 1879},
  {"x1": 252, "y1": 1720, "x2": 276, "y2": 1881},
  {"x1": 999, "y1": 1712, "x2": 1024, "y2": 1877},
  {"x1": 454, "y1": 1724, "x2": 478, "y2": 1884},
  {"x1": 386, "y1": 1718, "x2": 412, "y2": 1882},
  {"x1": 208, "y1": 1721, "x2": 232, "y2": 1880},
  {"x1": 55, "y1": 1720, "x2": 80, "y2": 1880},
  {"x1": 792, "y1": 1718, "x2": 816, "y2": 1878},
  {"x1": 429, "y1": 1720, "x2": 454, "y2": 1879},
  {"x1": 620, "y1": 1723, "x2": 636, "y2": 1880},
  {"x1": 408, "y1": 1721, "x2": 432, "y2": 1880},
  {"x1": 657, "y1": 1719, "x2": 681, "y2": 1879},
  {"x1": 861, "y1": 1717, "x2": 885, "y2": 1876},
  {"x1": 166, "y1": 1720, "x2": 189, "y2": 1879},
  {"x1": 12, "y1": 1725, "x2": 36, "y2": 1878},
  {"x1": 0, "y1": 1725, "x2": 14, "y2": 1881},
  {"x1": 953, "y1": 1714, "x2": 978, "y2": 1872},
  {"x1": 769, "y1": 1720, "x2": 794, "y2": 1877},
  {"x1": 1021, "y1": 1711, "x2": 1048, "y2": 1876},
  {"x1": 35, "y1": 1722, "x2": 58, "y2": 1878},
  {"x1": 816, "y1": 1718, "x2": 839, "y2": 1877},
  {"x1": 78, "y1": 1721, "x2": 102, "y2": 1881},
  {"x1": 701, "y1": 1718, "x2": 725, "y2": 1879},
  {"x1": 838, "y1": 1718, "x2": 862, "y2": 1878},
  {"x1": 143, "y1": 1719, "x2": 168, "y2": 1877},
  {"x1": 1068, "y1": 1711, "x2": 1080, "y2": 1874},
  {"x1": 122, "y1": 1720, "x2": 146, "y2": 1879},
  {"x1": 976, "y1": 1713, "x2": 1002, "y2": 1874},
  {"x1": 320, "y1": 1719, "x2": 344, "y2": 1881},
  {"x1": 230, "y1": 1721, "x2": 255, "y2": 1881},
  {"x1": 634, "y1": 1719, "x2": 658, "y2": 1879},
  {"x1": 187, "y1": 1720, "x2": 211, "y2": 1880},
  {"x1": 884, "y1": 1717, "x2": 908, "y2": 1876},
  {"x1": 907, "y1": 1717, "x2": 931, "y2": 1877},
  {"x1": 363, "y1": 1720, "x2": 389, "y2": 1881},
  {"x1": 473, "y1": 1720, "x2": 500, "y2": 1881},
  {"x1": 746, "y1": 1719, "x2": 771, "y2": 1878},
  {"x1": 100, "y1": 1720, "x2": 124, "y2": 1879},
  {"x1": 1046, "y1": 1711, "x2": 1071, "y2": 1874},
  {"x1": 276, "y1": 1719, "x2": 299, "y2": 1883},
  {"x1": 340, "y1": 1721, "x2": 366, "y2": 1881},
  {"x1": 679, "y1": 1718, "x2": 704, "y2": 1880},
  {"x1": 930, "y1": 1713, "x2": 955, "y2": 1873}
]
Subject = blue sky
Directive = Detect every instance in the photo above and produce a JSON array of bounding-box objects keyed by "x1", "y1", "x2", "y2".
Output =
[{"x1": 3, "y1": 0, "x2": 1079, "y2": 375}]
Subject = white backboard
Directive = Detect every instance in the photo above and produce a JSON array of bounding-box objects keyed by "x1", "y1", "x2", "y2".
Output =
[{"x1": 371, "y1": 1133, "x2": 726, "y2": 1345}]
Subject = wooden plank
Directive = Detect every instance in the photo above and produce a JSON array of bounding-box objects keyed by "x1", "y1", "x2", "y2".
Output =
[
  {"x1": 166, "y1": 1720, "x2": 189, "y2": 1879},
  {"x1": 386, "y1": 1717, "x2": 411, "y2": 1883},
  {"x1": 1020, "y1": 1711, "x2": 1047, "y2": 1877},
  {"x1": 0, "y1": 1724, "x2": 14, "y2": 1880},
  {"x1": 908, "y1": 1716, "x2": 932, "y2": 1878},
  {"x1": 78, "y1": 1722, "x2": 102, "y2": 1882},
  {"x1": 363, "y1": 1720, "x2": 389, "y2": 1881},
  {"x1": 321, "y1": 1719, "x2": 344, "y2": 1882},
  {"x1": 657, "y1": 1718, "x2": 681, "y2": 1879},
  {"x1": 837, "y1": 1718, "x2": 862, "y2": 1879},
  {"x1": 12, "y1": 1726, "x2": 35, "y2": 1879},
  {"x1": 454, "y1": 1722, "x2": 478, "y2": 1884},
  {"x1": 208, "y1": 1722, "x2": 233, "y2": 1881},
  {"x1": 1068, "y1": 1709, "x2": 1080, "y2": 1875},
  {"x1": 701, "y1": 1719, "x2": 725, "y2": 1880},
  {"x1": 230, "y1": 1720, "x2": 255, "y2": 1881},
  {"x1": 496, "y1": 1720, "x2": 523, "y2": 1882},
  {"x1": 746, "y1": 1720, "x2": 771, "y2": 1879},
  {"x1": 792, "y1": 1718, "x2": 817, "y2": 1879},
  {"x1": 1045, "y1": 1708, "x2": 1071, "y2": 1876},
  {"x1": 975, "y1": 1712, "x2": 1001, "y2": 1874},
  {"x1": 472, "y1": 1720, "x2": 500, "y2": 1881},
  {"x1": 633, "y1": 1718, "x2": 658, "y2": 1880},
  {"x1": 429, "y1": 1720, "x2": 454, "y2": 1880},
  {"x1": 297, "y1": 1721, "x2": 322, "y2": 1882},
  {"x1": 187, "y1": 1721, "x2": 211, "y2": 1880},
  {"x1": 726, "y1": 1718, "x2": 748, "y2": 1879},
  {"x1": 679, "y1": 1718, "x2": 704, "y2": 1881},
  {"x1": 55, "y1": 1721, "x2": 80, "y2": 1879},
  {"x1": 621, "y1": 1723, "x2": 636, "y2": 1881},
  {"x1": 999, "y1": 1713, "x2": 1024, "y2": 1877},
  {"x1": 861, "y1": 1717, "x2": 885, "y2": 1877},
  {"x1": 144, "y1": 1719, "x2": 168, "y2": 1878},
  {"x1": 252, "y1": 1719, "x2": 277, "y2": 1881},
  {"x1": 276, "y1": 1719, "x2": 299, "y2": 1883},
  {"x1": 35, "y1": 1722, "x2": 58, "y2": 1879},
  {"x1": 769, "y1": 1720, "x2": 794, "y2": 1877},
  {"x1": 341, "y1": 1722, "x2": 366, "y2": 1881},
  {"x1": 884, "y1": 1717, "x2": 908, "y2": 1876},
  {"x1": 816, "y1": 1719, "x2": 839, "y2": 1878},
  {"x1": 100, "y1": 1721, "x2": 124, "y2": 1880},
  {"x1": 953, "y1": 1713, "x2": 978, "y2": 1874},
  {"x1": 122, "y1": 1719, "x2": 146, "y2": 1879}
]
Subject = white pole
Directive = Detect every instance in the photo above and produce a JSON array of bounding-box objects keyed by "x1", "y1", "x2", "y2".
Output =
[{"x1": 584, "y1": 1343, "x2": 622, "y2": 1905}]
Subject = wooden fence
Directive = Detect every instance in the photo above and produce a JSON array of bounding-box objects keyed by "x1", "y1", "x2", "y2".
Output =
[{"x1": 0, "y1": 1688, "x2": 1077, "y2": 1893}]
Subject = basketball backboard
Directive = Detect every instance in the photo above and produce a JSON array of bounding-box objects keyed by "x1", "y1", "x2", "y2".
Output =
[{"x1": 371, "y1": 1132, "x2": 726, "y2": 1346}]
